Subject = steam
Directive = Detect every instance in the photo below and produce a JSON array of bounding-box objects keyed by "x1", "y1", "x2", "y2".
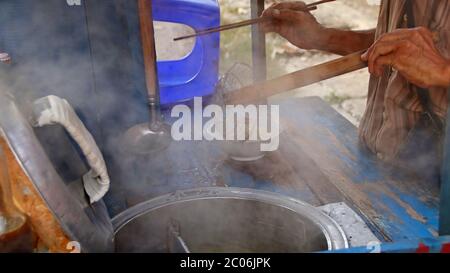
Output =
[
  {"x1": 0, "y1": 0, "x2": 281, "y2": 218},
  {"x1": 0, "y1": 1, "x2": 152, "y2": 214},
  {"x1": 0, "y1": 1, "x2": 231, "y2": 215}
]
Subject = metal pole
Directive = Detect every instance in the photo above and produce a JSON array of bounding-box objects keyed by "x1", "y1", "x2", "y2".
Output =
[
  {"x1": 439, "y1": 87, "x2": 450, "y2": 235},
  {"x1": 251, "y1": 0, "x2": 267, "y2": 84}
]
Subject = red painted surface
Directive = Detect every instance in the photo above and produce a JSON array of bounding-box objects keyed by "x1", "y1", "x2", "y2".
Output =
[
  {"x1": 416, "y1": 243, "x2": 430, "y2": 253},
  {"x1": 441, "y1": 243, "x2": 450, "y2": 253}
]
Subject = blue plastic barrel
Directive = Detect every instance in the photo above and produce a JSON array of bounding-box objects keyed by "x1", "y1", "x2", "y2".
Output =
[{"x1": 153, "y1": 0, "x2": 220, "y2": 105}]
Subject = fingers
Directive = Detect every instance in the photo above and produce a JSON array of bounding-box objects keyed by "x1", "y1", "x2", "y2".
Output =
[
  {"x1": 363, "y1": 40, "x2": 414, "y2": 76},
  {"x1": 365, "y1": 27, "x2": 435, "y2": 58},
  {"x1": 362, "y1": 32, "x2": 404, "y2": 62},
  {"x1": 367, "y1": 41, "x2": 404, "y2": 74},
  {"x1": 362, "y1": 27, "x2": 436, "y2": 76},
  {"x1": 262, "y1": 1, "x2": 308, "y2": 19},
  {"x1": 361, "y1": 27, "x2": 445, "y2": 87},
  {"x1": 415, "y1": 27, "x2": 437, "y2": 48},
  {"x1": 260, "y1": 2, "x2": 310, "y2": 33},
  {"x1": 272, "y1": 8, "x2": 306, "y2": 21},
  {"x1": 260, "y1": 20, "x2": 279, "y2": 33},
  {"x1": 373, "y1": 55, "x2": 395, "y2": 76},
  {"x1": 364, "y1": 39, "x2": 418, "y2": 77},
  {"x1": 378, "y1": 28, "x2": 431, "y2": 43},
  {"x1": 261, "y1": 2, "x2": 278, "y2": 18},
  {"x1": 271, "y1": 1, "x2": 307, "y2": 11},
  {"x1": 260, "y1": 2, "x2": 280, "y2": 33}
]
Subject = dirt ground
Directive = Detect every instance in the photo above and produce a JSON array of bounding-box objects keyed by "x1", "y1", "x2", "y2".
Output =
[{"x1": 219, "y1": 0, "x2": 381, "y2": 126}]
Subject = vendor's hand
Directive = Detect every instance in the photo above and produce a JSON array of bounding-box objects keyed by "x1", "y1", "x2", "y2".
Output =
[
  {"x1": 260, "y1": 1, "x2": 326, "y2": 50},
  {"x1": 361, "y1": 27, "x2": 450, "y2": 88}
]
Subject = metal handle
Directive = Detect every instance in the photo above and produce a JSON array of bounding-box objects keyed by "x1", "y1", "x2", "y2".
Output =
[{"x1": 138, "y1": 0, "x2": 162, "y2": 124}]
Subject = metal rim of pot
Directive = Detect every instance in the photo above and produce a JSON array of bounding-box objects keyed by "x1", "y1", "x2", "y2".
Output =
[{"x1": 112, "y1": 187, "x2": 349, "y2": 251}]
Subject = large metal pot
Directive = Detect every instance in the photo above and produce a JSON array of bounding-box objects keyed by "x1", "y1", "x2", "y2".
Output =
[{"x1": 112, "y1": 188, "x2": 348, "y2": 253}]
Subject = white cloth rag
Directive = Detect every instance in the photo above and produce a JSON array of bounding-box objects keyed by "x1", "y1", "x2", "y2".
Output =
[{"x1": 32, "y1": 95, "x2": 110, "y2": 204}]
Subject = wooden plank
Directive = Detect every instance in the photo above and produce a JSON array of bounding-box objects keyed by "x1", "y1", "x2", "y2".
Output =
[
  {"x1": 278, "y1": 132, "x2": 343, "y2": 205},
  {"x1": 225, "y1": 143, "x2": 324, "y2": 206},
  {"x1": 225, "y1": 50, "x2": 367, "y2": 104},
  {"x1": 275, "y1": 97, "x2": 440, "y2": 242}
]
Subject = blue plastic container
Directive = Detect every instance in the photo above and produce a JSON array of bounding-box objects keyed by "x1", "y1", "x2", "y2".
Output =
[{"x1": 153, "y1": 0, "x2": 220, "y2": 105}]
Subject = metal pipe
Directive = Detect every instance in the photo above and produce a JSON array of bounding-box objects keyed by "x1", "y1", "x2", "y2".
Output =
[
  {"x1": 251, "y1": 0, "x2": 267, "y2": 84},
  {"x1": 439, "y1": 87, "x2": 450, "y2": 236}
]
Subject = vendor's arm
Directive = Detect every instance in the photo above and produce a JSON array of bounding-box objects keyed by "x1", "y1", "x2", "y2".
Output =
[
  {"x1": 260, "y1": 1, "x2": 375, "y2": 55},
  {"x1": 362, "y1": 27, "x2": 450, "y2": 89}
]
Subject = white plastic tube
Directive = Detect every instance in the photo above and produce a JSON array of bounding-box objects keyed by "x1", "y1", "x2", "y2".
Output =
[{"x1": 32, "y1": 95, "x2": 110, "y2": 204}]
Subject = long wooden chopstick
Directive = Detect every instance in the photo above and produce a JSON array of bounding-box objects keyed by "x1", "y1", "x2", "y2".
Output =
[
  {"x1": 224, "y1": 50, "x2": 368, "y2": 105},
  {"x1": 173, "y1": 0, "x2": 336, "y2": 41}
]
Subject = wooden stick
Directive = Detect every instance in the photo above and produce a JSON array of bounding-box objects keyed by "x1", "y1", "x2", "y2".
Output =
[
  {"x1": 173, "y1": 9, "x2": 313, "y2": 41},
  {"x1": 138, "y1": 0, "x2": 158, "y2": 97},
  {"x1": 174, "y1": 0, "x2": 335, "y2": 41},
  {"x1": 306, "y1": 0, "x2": 337, "y2": 7},
  {"x1": 224, "y1": 50, "x2": 368, "y2": 105},
  {"x1": 138, "y1": 0, "x2": 164, "y2": 125}
]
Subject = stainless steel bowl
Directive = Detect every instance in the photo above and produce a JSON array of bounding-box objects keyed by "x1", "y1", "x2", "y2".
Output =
[
  {"x1": 221, "y1": 139, "x2": 265, "y2": 161},
  {"x1": 204, "y1": 126, "x2": 276, "y2": 162},
  {"x1": 112, "y1": 188, "x2": 348, "y2": 253}
]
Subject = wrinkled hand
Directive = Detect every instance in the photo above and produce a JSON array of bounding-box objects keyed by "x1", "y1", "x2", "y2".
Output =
[
  {"x1": 260, "y1": 1, "x2": 325, "y2": 50},
  {"x1": 361, "y1": 27, "x2": 450, "y2": 88}
]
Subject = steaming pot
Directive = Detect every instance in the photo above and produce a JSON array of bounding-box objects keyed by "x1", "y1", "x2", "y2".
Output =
[
  {"x1": 0, "y1": 0, "x2": 347, "y2": 253},
  {"x1": 113, "y1": 188, "x2": 348, "y2": 253},
  {"x1": 0, "y1": 90, "x2": 347, "y2": 253}
]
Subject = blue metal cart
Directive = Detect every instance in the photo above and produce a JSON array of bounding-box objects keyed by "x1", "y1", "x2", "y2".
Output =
[{"x1": 0, "y1": 0, "x2": 449, "y2": 253}]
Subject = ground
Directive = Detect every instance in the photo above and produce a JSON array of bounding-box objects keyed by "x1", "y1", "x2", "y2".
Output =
[{"x1": 219, "y1": 0, "x2": 380, "y2": 126}]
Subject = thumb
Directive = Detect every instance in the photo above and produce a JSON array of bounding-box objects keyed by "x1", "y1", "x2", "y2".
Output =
[{"x1": 361, "y1": 51, "x2": 369, "y2": 61}]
